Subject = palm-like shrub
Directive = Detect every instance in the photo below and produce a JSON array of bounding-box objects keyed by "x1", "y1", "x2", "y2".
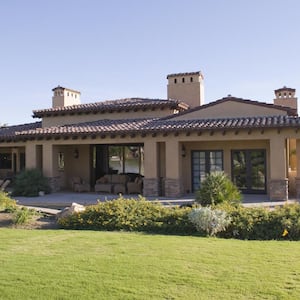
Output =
[
  {"x1": 196, "y1": 171, "x2": 241, "y2": 206},
  {"x1": 12, "y1": 169, "x2": 51, "y2": 197}
]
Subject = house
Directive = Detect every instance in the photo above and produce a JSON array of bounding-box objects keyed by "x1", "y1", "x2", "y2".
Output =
[{"x1": 1, "y1": 71, "x2": 300, "y2": 201}]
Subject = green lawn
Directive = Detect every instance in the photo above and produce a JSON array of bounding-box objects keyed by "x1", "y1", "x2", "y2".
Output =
[{"x1": 0, "y1": 230, "x2": 299, "y2": 300}]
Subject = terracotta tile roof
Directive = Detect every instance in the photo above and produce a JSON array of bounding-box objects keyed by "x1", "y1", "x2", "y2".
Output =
[
  {"x1": 0, "y1": 122, "x2": 41, "y2": 140},
  {"x1": 15, "y1": 118, "x2": 155, "y2": 137},
  {"x1": 144, "y1": 115, "x2": 300, "y2": 133},
  {"x1": 4, "y1": 115, "x2": 300, "y2": 141},
  {"x1": 32, "y1": 98, "x2": 189, "y2": 118},
  {"x1": 171, "y1": 96, "x2": 298, "y2": 117}
]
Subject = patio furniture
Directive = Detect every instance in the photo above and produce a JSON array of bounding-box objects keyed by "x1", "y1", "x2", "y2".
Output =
[
  {"x1": 94, "y1": 174, "x2": 129, "y2": 193},
  {"x1": 71, "y1": 176, "x2": 90, "y2": 192},
  {"x1": 127, "y1": 176, "x2": 143, "y2": 194}
]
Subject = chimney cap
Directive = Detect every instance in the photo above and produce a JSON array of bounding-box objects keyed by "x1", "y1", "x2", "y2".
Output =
[
  {"x1": 52, "y1": 86, "x2": 81, "y2": 94},
  {"x1": 274, "y1": 86, "x2": 295, "y2": 93},
  {"x1": 167, "y1": 71, "x2": 203, "y2": 79}
]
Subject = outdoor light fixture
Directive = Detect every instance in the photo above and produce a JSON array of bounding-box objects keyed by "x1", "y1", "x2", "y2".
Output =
[
  {"x1": 181, "y1": 145, "x2": 186, "y2": 158},
  {"x1": 74, "y1": 148, "x2": 79, "y2": 159}
]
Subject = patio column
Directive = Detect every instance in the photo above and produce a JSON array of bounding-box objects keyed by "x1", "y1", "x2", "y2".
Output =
[
  {"x1": 164, "y1": 140, "x2": 184, "y2": 197},
  {"x1": 43, "y1": 143, "x2": 60, "y2": 192},
  {"x1": 269, "y1": 137, "x2": 288, "y2": 201},
  {"x1": 25, "y1": 142, "x2": 37, "y2": 169},
  {"x1": 143, "y1": 140, "x2": 159, "y2": 197},
  {"x1": 295, "y1": 139, "x2": 300, "y2": 199}
]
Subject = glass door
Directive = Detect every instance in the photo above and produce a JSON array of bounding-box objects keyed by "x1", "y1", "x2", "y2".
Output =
[
  {"x1": 231, "y1": 149, "x2": 266, "y2": 193},
  {"x1": 192, "y1": 150, "x2": 223, "y2": 192}
]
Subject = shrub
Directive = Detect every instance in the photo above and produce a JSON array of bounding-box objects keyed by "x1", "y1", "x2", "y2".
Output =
[
  {"x1": 188, "y1": 206, "x2": 231, "y2": 236},
  {"x1": 0, "y1": 191, "x2": 17, "y2": 212},
  {"x1": 13, "y1": 207, "x2": 39, "y2": 225},
  {"x1": 12, "y1": 169, "x2": 51, "y2": 197},
  {"x1": 218, "y1": 203, "x2": 300, "y2": 240},
  {"x1": 58, "y1": 195, "x2": 195, "y2": 234},
  {"x1": 195, "y1": 171, "x2": 241, "y2": 206}
]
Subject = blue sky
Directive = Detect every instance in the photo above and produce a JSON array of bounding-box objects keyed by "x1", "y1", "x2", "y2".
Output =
[{"x1": 1, "y1": 0, "x2": 300, "y2": 125}]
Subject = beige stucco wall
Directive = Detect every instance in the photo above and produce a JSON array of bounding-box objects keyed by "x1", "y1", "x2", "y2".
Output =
[
  {"x1": 172, "y1": 100, "x2": 288, "y2": 120},
  {"x1": 42, "y1": 108, "x2": 176, "y2": 127}
]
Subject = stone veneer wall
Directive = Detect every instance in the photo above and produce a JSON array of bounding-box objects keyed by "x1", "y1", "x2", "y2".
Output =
[
  {"x1": 269, "y1": 179, "x2": 288, "y2": 201},
  {"x1": 164, "y1": 178, "x2": 184, "y2": 197},
  {"x1": 143, "y1": 178, "x2": 160, "y2": 197}
]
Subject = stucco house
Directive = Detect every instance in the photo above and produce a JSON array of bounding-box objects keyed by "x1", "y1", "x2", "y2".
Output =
[{"x1": 1, "y1": 71, "x2": 300, "y2": 201}]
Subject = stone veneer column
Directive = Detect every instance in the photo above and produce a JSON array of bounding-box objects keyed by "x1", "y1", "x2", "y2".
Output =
[
  {"x1": 42, "y1": 143, "x2": 58, "y2": 192},
  {"x1": 143, "y1": 140, "x2": 159, "y2": 197},
  {"x1": 269, "y1": 137, "x2": 288, "y2": 201},
  {"x1": 164, "y1": 140, "x2": 184, "y2": 197},
  {"x1": 269, "y1": 179, "x2": 288, "y2": 201},
  {"x1": 143, "y1": 178, "x2": 160, "y2": 197}
]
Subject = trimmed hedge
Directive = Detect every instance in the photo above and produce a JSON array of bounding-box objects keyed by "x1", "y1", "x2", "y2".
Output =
[
  {"x1": 58, "y1": 196, "x2": 300, "y2": 240},
  {"x1": 58, "y1": 196, "x2": 195, "y2": 234},
  {"x1": 218, "y1": 203, "x2": 300, "y2": 240}
]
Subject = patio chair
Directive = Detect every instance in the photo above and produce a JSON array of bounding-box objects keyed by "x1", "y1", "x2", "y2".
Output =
[
  {"x1": 71, "y1": 176, "x2": 90, "y2": 192},
  {"x1": 127, "y1": 176, "x2": 143, "y2": 194}
]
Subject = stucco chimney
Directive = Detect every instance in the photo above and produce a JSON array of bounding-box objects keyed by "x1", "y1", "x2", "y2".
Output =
[
  {"x1": 274, "y1": 86, "x2": 297, "y2": 112},
  {"x1": 52, "y1": 86, "x2": 81, "y2": 108},
  {"x1": 167, "y1": 71, "x2": 204, "y2": 108}
]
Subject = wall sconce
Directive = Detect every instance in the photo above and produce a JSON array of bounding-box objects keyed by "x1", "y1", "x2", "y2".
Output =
[
  {"x1": 181, "y1": 145, "x2": 186, "y2": 158},
  {"x1": 74, "y1": 148, "x2": 79, "y2": 159}
]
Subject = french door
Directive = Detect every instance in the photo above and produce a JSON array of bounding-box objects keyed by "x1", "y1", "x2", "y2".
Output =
[
  {"x1": 192, "y1": 150, "x2": 223, "y2": 192},
  {"x1": 231, "y1": 149, "x2": 266, "y2": 193}
]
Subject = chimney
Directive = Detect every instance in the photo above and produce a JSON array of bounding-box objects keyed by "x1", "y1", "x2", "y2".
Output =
[
  {"x1": 167, "y1": 71, "x2": 204, "y2": 108},
  {"x1": 274, "y1": 86, "x2": 297, "y2": 112},
  {"x1": 52, "y1": 86, "x2": 81, "y2": 108}
]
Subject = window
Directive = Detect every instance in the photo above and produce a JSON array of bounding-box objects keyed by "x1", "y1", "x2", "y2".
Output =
[
  {"x1": 174, "y1": 78, "x2": 177, "y2": 84},
  {"x1": 108, "y1": 145, "x2": 144, "y2": 175},
  {"x1": 58, "y1": 152, "x2": 65, "y2": 170},
  {"x1": 190, "y1": 77, "x2": 193, "y2": 82},
  {"x1": 192, "y1": 150, "x2": 223, "y2": 191},
  {"x1": 0, "y1": 153, "x2": 12, "y2": 169},
  {"x1": 182, "y1": 77, "x2": 185, "y2": 83}
]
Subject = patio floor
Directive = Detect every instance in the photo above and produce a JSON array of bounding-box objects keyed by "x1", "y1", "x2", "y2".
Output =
[{"x1": 14, "y1": 191, "x2": 299, "y2": 209}]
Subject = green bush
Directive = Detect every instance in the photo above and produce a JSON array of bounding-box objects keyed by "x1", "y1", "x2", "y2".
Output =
[
  {"x1": 13, "y1": 207, "x2": 39, "y2": 225},
  {"x1": 0, "y1": 191, "x2": 17, "y2": 212},
  {"x1": 188, "y1": 206, "x2": 231, "y2": 236},
  {"x1": 218, "y1": 203, "x2": 300, "y2": 240},
  {"x1": 58, "y1": 196, "x2": 195, "y2": 234},
  {"x1": 196, "y1": 171, "x2": 242, "y2": 206},
  {"x1": 12, "y1": 169, "x2": 51, "y2": 197}
]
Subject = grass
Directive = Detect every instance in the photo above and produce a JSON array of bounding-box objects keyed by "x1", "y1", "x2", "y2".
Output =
[{"x1": 0, "y1": 230, "x2": 300, "y2": 299}]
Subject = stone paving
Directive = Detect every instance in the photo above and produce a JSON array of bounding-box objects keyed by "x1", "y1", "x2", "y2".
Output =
[{"x1": 14, "y1": 191, "x2": 299, "y2": 214}]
